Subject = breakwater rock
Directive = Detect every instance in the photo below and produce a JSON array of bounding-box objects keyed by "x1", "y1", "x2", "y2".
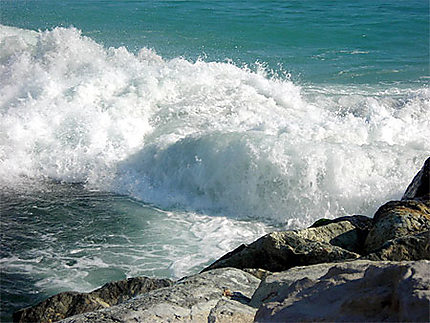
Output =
[
  {"x1": 13, "y1": 277, "x2": 173, "y2": 323},
  {"x1": 253, "y1": 260, "x2": 430, "y2": 322},
  {"x1": 14, "y1": 158, "x2": 430, "y2": 322},
  {"x1": 61, "y1": 268, "x2": 260, "y2": 323}
]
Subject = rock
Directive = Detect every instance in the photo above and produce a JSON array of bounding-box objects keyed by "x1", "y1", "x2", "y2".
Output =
[
  {"x1": 202, "y1": 223, "x2": 361, "y2": 273},
  {"x1": 60, "y1": 268, "x2": 260, "y2": 323},
  {"x1": 91, "y1": 276, "x2": 173, "y2": 305},
  {"x1": 310, "y1": 214, "x2": 373, "y2": 231},
  {"x1": 365, "y1": 230, "x2": 430, "y2": 261},
  {"x1": 13, "y1": 277, "x2": 173, "y2": 323},
  {"x1": 253, "y1": 260, "x2": 430, "y2": 322},
  {"x1": 402, "y1": 157, "x2": 430, "y2": 202},
  {"x1": 208, "y1": 299, "x2": 257, "y2": 323},
  {"x1": 14, "y1": 292, "x2": 109, "y2": 323},
  {"x1": 363, "y1": 158, "x2": 430, "y2": 256},
  {"x1": 299, "y1": 216, "x2": 372, "y2": 253},
  {"x1": 249, "y1": 263, "x2": 337, "y2": 308},
  {"x1": 243, "y1": 268, "x2": 272, "y2": 280},
  {"x1": 364, "y1": 200, "x2": 430, "y2": 253}
]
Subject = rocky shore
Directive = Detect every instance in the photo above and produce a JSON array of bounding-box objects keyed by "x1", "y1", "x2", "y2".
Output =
[{"x1": 14, "y1": 157, "x2": 430, "y2": 322}]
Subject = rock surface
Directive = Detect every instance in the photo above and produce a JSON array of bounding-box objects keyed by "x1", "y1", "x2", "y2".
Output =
[
  {"x1": 365, "y1": 230, "x2": 430, "y2": 261},
  {"x1": 310, "y1": 214, "x2": 373, "y2": 232},
  {"x1": 60, "y1": 268, "x2": 260, "y2": 323},
  {"x1": 202, "y1": 223, "x2": 361, "y2": 273},
  {"x1": 402, "y1": 157, "x2": 430, "y2": 202},
  {"x1": 254, "y1": 260, "x2": 430, "y2": 322},
  {"x1": 364, "y1": 200, "x2": 430, "y2": 253},
  {"x1": 208, "y1": 299, "x2": 257, "y2": 323},
  {"x1": 243, "y1": 268, "x2": 272, "y2": 280},
  {"x1": 13, "y1": 277, "x2": 173, "y2": 323},
  {"x1": 299, "y1": 217, "x2": 371, "y2": 253},
  {"x1": 249, "y1": 263, "x2": 337, "y2": 308}
]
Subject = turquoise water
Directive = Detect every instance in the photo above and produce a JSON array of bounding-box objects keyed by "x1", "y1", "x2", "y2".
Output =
[
  {"x1": 1, "y1": 0, "x2": 429, "y2": 321},
  {"x1": 2, "y1": 0, "x2": 428, "y2": 84}
]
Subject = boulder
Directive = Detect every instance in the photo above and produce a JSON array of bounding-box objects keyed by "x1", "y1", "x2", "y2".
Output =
[
  {"x1": 365, "y1": 230, "x2": 430, "y2": 261},
  {"x1": 254, "y1": 260, "x2": 430, "y2": 322},
  {"x1": 59, "y1": 268, "x2": 260, "y2": 323},
  {"x1": 202, "y1": 221, "x2": 362, "y2": 273},
  {"x1": 402, "y1": 157, "x2": 430, "y2": 202},
  {"x1": 364, "y1": 200, "x2": 430, "y2": 253},
  {"x1": 300, "y1": 215, "x2": 372, "y2": 253},
  {"x1": 13, "y1": 277, "x2": 173, "y2": 323}
]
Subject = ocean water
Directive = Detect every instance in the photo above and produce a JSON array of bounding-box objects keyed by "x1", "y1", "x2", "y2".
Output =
[{"x1": 1, "y1": 0, "x2": 429, "y2": 321}]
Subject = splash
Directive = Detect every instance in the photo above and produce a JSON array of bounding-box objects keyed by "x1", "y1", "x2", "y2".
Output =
[{"x1": 1, "y1": 25, "x2": 428, "y2": 226}]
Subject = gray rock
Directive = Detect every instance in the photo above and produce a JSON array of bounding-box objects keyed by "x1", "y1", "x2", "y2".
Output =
[
  {"x1": 13, "y1": 277, "x2": 173, "y2": 323},
  {"x1": 364, "y1": 200, "x2": 430, "y2": 253},
  {"x1": 365, "y1": 230, "x2": 430, "y2": 261},
  {"x1": 208, "y1": 299, "x2": 257, "y2": 323},
  {"x1": 298, "y1": 218, "x2": 369, "y2": 253},
  {"x1": 254, "y1": 260, "x2": 430, "y2": 322},
  {"x1": 402, "y1": 157, "x2": 430, "y2": 202},
  {"x1": 203, "y1": 226, "x2": 360, "y2": 273},
  {"x1": 249, "y1": 263, "x2": 337, "y2": 308},
  {"x1": 60, "y1": 268, "x2": 260, "y2": 323}
]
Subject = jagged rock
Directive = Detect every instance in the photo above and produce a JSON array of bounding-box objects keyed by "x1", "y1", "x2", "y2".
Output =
[
  {"x1": 202, "y1": 230, "x2": 360, "y2": 273},
  {"x1": 365, "y1": 230, "x2": 430, "y2": 261},
  {"x1": 254, "y1": 260, "x2": 430, "y2": 322},
  {"x1": 13, "y1": 277, "x2": 173, "y2": 323},
  {"x1": 402, "y1": 157, "x2": 430, "y2": 202},
  {"x1": 364, "y1": 200, "x2": 430, "y2": 253},
  {"x1": 59, "y1": 268, "x2": 260, "y2": 323}
]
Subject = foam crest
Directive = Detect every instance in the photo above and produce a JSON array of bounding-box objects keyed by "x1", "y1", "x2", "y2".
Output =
[
  {"x1": 1, "y1": 26, "x2": 154, "y2": 184},
  {"x1": 1, "y1": 25, "x2": 429, "y2": 226}
]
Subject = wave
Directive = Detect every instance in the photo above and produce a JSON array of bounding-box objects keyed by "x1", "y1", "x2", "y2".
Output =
[{"x1": 1, "y1": 25, "x2": 429, "y2": 226}]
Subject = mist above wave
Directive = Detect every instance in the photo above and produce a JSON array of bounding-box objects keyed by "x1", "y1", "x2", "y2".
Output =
[{"x1": 1, "y1": 25, "x2": 428, "y2": 226}]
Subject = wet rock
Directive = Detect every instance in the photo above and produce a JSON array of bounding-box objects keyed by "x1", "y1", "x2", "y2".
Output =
[
  {"x1": 364, "y1": 200, "x2": 430, "y2": 253},
  {"x1": 202, "y1": 230, "x2": 359, "y2": 273},
  {"x1": 13, "y1": 277, "x2": 173, "y2": 323},
  {"x1": 402, "y1": 157, "x2": 430, "y2": 202},
  {"x1": 254, "y1": 260, "x2": 430, "y2": 322},
  {"x1": 60, "y1": 268, "x2": 260, "y2": 323}
]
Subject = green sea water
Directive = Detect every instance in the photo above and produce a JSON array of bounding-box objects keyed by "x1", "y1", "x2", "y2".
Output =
[
  {"x1": 1, "y1": 0, "x2": 429, "y2": 321},
  {"x1": 2, "y1": 0, "x2": 428, "y2": 84}
]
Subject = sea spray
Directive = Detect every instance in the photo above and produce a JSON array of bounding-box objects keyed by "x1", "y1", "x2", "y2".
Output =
[{"x1": 1, "y1": 25, "x2": 429, "y2": 226}]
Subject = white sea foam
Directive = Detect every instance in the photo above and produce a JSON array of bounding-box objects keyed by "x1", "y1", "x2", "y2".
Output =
[{"x1": 1, "y1": 25, "x2": 429, "y2": 227}]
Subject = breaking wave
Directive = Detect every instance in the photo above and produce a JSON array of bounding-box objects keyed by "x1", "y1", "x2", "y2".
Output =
[{"x1": 1, "y1": 25, "x2": 429, "y2": 226}]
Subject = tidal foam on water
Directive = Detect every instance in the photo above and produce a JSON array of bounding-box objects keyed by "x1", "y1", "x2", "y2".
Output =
[{"x1": 1, "y1": 25, "x2": 429, "y2": 227}]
